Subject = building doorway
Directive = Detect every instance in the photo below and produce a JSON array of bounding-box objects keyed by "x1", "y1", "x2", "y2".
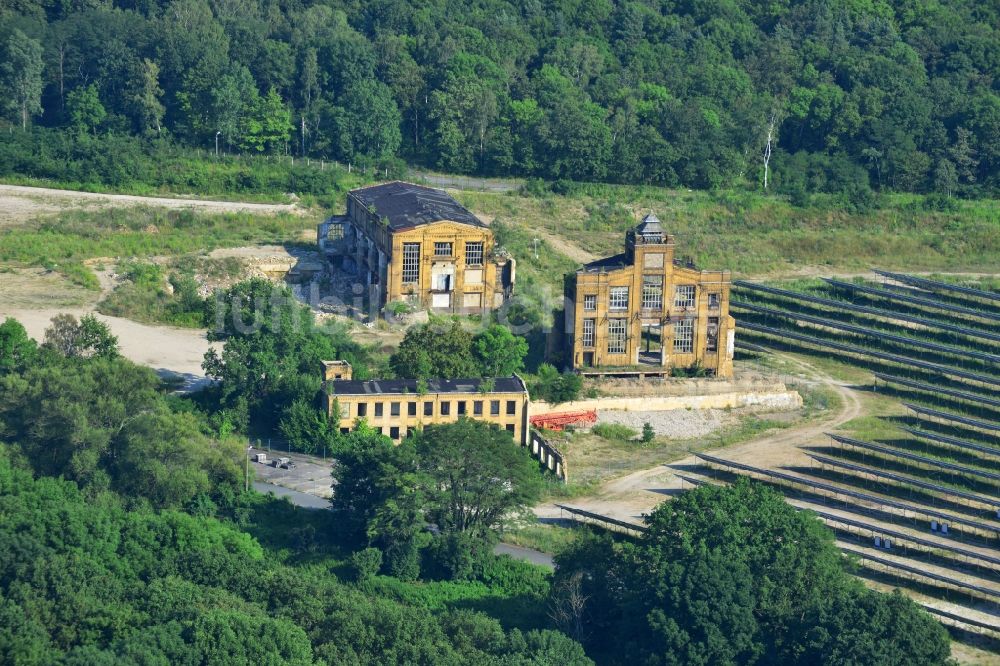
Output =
[{"x1": 639, "y1": 324, "x2": 663, "y2": 365}]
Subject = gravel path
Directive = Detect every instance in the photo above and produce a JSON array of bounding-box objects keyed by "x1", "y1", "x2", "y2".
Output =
[{"x1": 596, "y1": 408, "x2": 727, "y2": 439}]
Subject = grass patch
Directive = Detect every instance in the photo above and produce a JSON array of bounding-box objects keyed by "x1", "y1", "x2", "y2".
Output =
[
  {"x1": 501, "y1": 523, "x2": 586, "y2": 555},
  {"x1": 0, "y1": 207, "x2": 314, "y2": 268},
  {"x1": 456, "y1": 188, "x2": 1000, "y2": 295},
  {"x1": 591, "y1": 422, "x2": 639, "y2": 441},
  {"x1": 712, "y1": 416, "x2": 792, "y2": 448},
  {"x1": 48, "y1": 259, "x2": 100, "y2": 290},
  {"x1": 548, "y1": 413, "x2": 794, "y2": 488},
  {"x1": 97, "y1": 261, "x2": 207, "y2": 328},
  {"x1": 0, "y1": 129, "x2": 371, "y2": 206}
]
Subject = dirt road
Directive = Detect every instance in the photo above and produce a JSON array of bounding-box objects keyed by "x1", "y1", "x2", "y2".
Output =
[
  {"x1": 0, "y1": 307, "x2": 218, "y2": 389},
  {"x1": 539, "y1": 353, "x2": 863, "y2": 524},
  {"x1": 0, "y1": 183, "x2": 298, "y2": 226}
]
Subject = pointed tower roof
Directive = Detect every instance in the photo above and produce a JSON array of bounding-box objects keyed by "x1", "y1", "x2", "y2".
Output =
[{"x1": 635, "y1": 213, "x2": 663, "y2": 235}]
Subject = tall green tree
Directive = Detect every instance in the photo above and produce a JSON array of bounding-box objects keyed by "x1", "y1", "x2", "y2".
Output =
[
  {"x1": 429, "y1": 55, "x2": 507, "y2": 172},
  {"x1": 212, "y1": 65, "x2": 258, "y2": 151},
  {"x1": 0, "y1": 318, "x2": 37, "y2": 375},
  {"x1": 334, "y1": 80, "x2": 402, "y2": 160},
  {"x1": 203, "y1": 279, "x2": 365, "y2": 432},
  {"x1": 242, "y1": 88, "x2": 292, "y2": 154},
  {"x1": 2, "y1": 29, "x2": 44, "y2": 130},
  {"x1": 413, "y1": 419, "x2": 542, "y2": 541},
  {"x1": 551, "y1": 480, "x2": 950, "y2": 665},
  {"x1": 329, "y1": 420, "x2": 426, "y2": 578},
  {"x1": 135, "y1": 58, "x2": 165, "y2": 134},
  {"x1": 66, "y1": 83, "x2": 106, "y2": 134},
  {"x1": 472, "y1": 324, "x2": 528, "y2": 377},
  {"x1": 42, "y1": 313, "x2": 118, "y2": 359},
  {"x1": 389, "y1": 321, "x2": 478, "y2": 379}
]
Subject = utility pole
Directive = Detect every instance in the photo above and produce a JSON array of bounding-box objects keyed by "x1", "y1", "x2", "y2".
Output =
[
  {"x1": 301, "y1": 115, "x2": 306, "y2": 157},
  {"x1": 245, "y1": 443, "x2": 251, "y2": 492},
  {"x1": 215, "y1": 131, "x2": 221, "y2": 158}
]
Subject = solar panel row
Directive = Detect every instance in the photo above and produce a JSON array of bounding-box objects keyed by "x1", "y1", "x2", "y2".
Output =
[
  {"x1": 733, "y1": 301, "x2": 1000, "y2": 364},
  {"x1": 694, "y1": 452, "x2": 1000, "y2": 536},
  {"x1": 824, "y1": 278, "x2": 1000, "y2": 324},
  {"x1": 905, "y1": 403, "x2": 1000, "y2": 433},
  {"x1": 733, "y1": 280, "x2": 1000, "y2": 343},
  {"x1": 874, "y1": 270, "x2": 1000, "y2": 305},
  {"x1": 872, "y1": 372, "x2": 1000, "y2": 409},
  {"x1": 828, "y1": 433, "x2": 1000, "y2": 482},
  {"x1": 738, "y1": 321, "x2": 1000, "y2": 386}
]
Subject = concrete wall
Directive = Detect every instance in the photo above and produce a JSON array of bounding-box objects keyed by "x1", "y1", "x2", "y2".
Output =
[
  {"x1": 531, "y1": 387, "x2": 802, "y2": 415},
  {"x1": 529, "y1": 429, "x2": 568, "y2": 482}
]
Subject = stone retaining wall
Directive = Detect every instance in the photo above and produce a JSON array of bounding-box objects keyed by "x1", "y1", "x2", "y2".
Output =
[{"x1": 532, "y1": 386, "x2": 802, "y2": 415}]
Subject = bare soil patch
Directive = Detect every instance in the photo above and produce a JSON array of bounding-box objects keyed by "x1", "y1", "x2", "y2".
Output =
[
  {"x1": 596, "y1": 408, "x2": 728, "y2": 439},
  {"x1": 0, "y1": 183, "x2": 299, "y2": 227},
  {"x1": 0, "y1": 267, "x2": 98, "y2": 309}
]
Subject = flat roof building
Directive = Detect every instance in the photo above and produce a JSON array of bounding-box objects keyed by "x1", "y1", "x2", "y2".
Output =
[{"x1": 326, "y1": 375, "x2": 530, "y2": 445}]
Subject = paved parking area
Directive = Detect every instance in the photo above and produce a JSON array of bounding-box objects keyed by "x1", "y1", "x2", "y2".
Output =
[{"x1": 251, "y1": 450, "x2": 334, "y2": 499}]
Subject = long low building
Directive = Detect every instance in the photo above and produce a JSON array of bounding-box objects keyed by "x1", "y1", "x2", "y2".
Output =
[{"x1": 325, "y1": 375, "x2": 530, "y2": 445}]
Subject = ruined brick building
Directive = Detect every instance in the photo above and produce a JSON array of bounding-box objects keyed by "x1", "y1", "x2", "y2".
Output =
[
  {"x1": 318, "y1": 182, "x2": 515, "y2": 313},
  {"x1": 565, "y1": 214, "x2": 735, "y2": 378}
]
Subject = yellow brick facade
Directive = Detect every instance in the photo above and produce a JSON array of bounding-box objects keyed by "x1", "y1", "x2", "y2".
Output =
[
  {"x1": 385, "y1": 223, "x2": 508, "y2": 311},
  {"x1": 321, "y1": 360, "x2": 353, "y2": 381},
  {"x1": 566, "y1": 215, "x2": 735, "y2": 377},
  {"x1": 326, "y1": 377, "x2": 530, "y2": 445},
  {"x1": 319, "y1": 182, "x2": 514, "y2": 313}
]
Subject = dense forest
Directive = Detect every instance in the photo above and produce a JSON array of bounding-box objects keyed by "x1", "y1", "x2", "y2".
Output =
[{"x1": 0, "y1": 0, "x2": 997, "y2": 195}]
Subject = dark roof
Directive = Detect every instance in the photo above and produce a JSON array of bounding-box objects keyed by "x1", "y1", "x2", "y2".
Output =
[
  {"x1": 580, "y1": 253, "x2": 631, "y2": 273},
  {"x1": 328, "y1": 376, "x2": 526, "y2": 396},
  {"x1": 635, "y1": 213, "x2": 663, "y2": 235},
  {"x1": 350, "y1": 181, "x2": 485, "y2": 231}
]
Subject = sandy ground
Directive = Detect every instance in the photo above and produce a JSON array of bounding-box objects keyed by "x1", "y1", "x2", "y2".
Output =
[
  {"x1": 0, "y1": 183, "x2": 298, "y2": 226},
  {"x1": 533, "y1": 227, "x2": 599, "y2": 264},
  {"x1": 0, "y1": 306, "x2": 218, "y2": 389}
]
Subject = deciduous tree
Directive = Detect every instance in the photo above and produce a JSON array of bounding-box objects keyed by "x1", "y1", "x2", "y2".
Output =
[
  {"x1": 389, "y1": 321, "x2": 478, "y2": 379},
  {"x1": 2, "y1": 29, "x2": 44, "y2": 130},
  {"x1": 472, "y1": 324, "x2": 528, "y2": 377}
]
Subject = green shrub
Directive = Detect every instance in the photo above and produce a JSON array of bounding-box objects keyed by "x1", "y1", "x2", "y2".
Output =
[
  {"x1": 351, "y1": 547, "x2": 383, "y2": 582},
  {"x1": 0, "y1": 128, "x2": 364, "y2": 200},
  {"x1": 53, "y1": 261, "x2": 100, "y2": 290},
  {"x1": 97, "y1": 261, "x2": 207, "y2": 328},
  {"x1": 387, "y1": 300, "x2": 412, "y2": 316},
  {"x1": 591, "y1": 423, "x2": 638, "y2": 441},
  {"x1": 642, "y1": 422, "x2": 655, "y2": 443},
  {"x1": 530, "y1": 364, "x2": 582, "y2": 404}
]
